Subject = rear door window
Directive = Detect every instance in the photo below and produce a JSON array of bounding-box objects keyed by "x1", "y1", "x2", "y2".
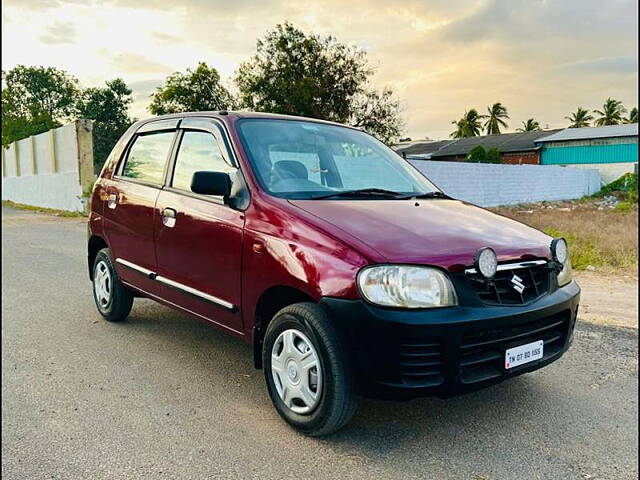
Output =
[
  {"x1": 122, "y1": 131, "x2": 175, "y2": 185},
  {"x1": 171, "y1": 131, "x2": 236, "y2": 193}
]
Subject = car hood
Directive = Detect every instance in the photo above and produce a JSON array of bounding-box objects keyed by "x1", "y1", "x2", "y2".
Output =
[{"x1": 289, "y1": 199, "x2": 552, "y2": 271}]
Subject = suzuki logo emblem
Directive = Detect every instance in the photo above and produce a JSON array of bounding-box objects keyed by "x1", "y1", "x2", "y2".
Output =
[{"x1": 511, "y1": 274, "x2": 525, "y2": 293}]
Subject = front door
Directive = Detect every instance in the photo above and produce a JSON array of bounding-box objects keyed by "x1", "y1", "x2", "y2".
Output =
[
  {"x1": 154, "y1": 125, "x2": 245, "y2": 334},
  {"x1": 102, "y1": 126, "x2": 178, "y2": 295}
]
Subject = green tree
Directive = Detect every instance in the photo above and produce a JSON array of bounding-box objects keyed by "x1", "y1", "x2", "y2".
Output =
[
  {"x1": 624, "y1": 107, "x2": 638, "y2": 123},
  {"x1": 593, "y1": 98, "x2": 627, "y2": 126},
  {"x1": 485, "y1": 147, "x2": 501, "y2": 163},
  {"x1": 2, "y1": 65, "x2": 79, "y2": 146},
  {"x1": 77, "y1": 78, "x2": 134, "y2": 170},
  {"x1": 466, "y1": 145, "x2": 487, "y2": 162},
  {"x1": 235, "y1": 22, "x2": 402, "y2": 144},
  {"x1": 1, "y1": 99, "x2": 57, "y2": 147},
  {"x1": 484, "y1": 102, "x2": 509, "y2": 135},
  {"x1": 466, "y1": 146, "x2": 502, "y2": 163},
  {"x1": 450, "y1": 109, "x2": 485, "y2": 138},
  {"x1": 349, "y1": 87, "x2": 402, "y2": 144},
  {"x1": 516, "y1": 118, "x2": 541, "y2": 132},
  {"x1": 565, "y1": 107, "x2": 593, "y2": 128},
  {"x1": 149, "y1": 62, "x2": 236, "y2": 115}
]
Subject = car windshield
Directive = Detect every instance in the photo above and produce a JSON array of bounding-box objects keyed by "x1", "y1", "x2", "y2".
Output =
[{"x1": 236, "y1": 118, "x2": 439, "y2": 200}]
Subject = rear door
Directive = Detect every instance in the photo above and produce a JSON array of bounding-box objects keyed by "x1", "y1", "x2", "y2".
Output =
[
  {"x1": 102, "y1": 119, "x2": 180, "y2": 295},
  {"x1": 154, "y1": 118, "x2": 245, "y2": 334}
]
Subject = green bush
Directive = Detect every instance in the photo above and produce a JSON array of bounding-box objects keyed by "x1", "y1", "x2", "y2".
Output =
[
  {"x1": 615, "y1": 201, "x2": 633, "y2": 212},
  {"x1": 466, "y1": 145, "x2": 502, "y2": 164},
  {"x1": 485, "y1": 147, "x2": 501, "y2": 164},
  {"x1": 467, "y1": 145, "x2": 486, "y2": 163},
  {"x1": 598, "y1": 172, "x2": 638, "y2": 202},
  {"x1": 629, "y1": 176, "x2": 638, "y2": 203}
]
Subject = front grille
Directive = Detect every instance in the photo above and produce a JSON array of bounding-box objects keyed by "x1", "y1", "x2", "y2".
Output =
[
  {"x1": 398, "y1": 340, "x2": 445, "y2": 387},
  {"x1": 458, "y1": 312, "x2": 569, "y2": 384},
  {"x1": 467, "y1": 263, "x2": 550, "y2": 305}
]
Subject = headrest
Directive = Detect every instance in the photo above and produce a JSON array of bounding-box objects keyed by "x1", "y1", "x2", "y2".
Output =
[{"x1": 273, "y1": 160, "x2": 308, "y2": 180}]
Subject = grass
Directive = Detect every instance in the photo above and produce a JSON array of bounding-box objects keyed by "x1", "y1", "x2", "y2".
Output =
[
  {"x1": 614, "y1": 201, "x2": 634, "y2": 213},
  {"x1": 492, "y1": 199, "x2": 638, "y2": 274},
  {"x1": 2, "y1": 200, "x2": 86, "y2": 218}
]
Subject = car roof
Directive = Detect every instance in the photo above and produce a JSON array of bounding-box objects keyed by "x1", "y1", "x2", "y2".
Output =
[{"x1": 133, "y1": 111, "x2": 361, "y2": 132}]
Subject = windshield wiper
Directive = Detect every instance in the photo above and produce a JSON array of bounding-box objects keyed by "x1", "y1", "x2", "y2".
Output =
[
  {"x1": 397, "y1": 191, "x2": 451, "y2": 200},
  {"x1": 310, "y1": 188, "x2": 404, "y2": 200}
]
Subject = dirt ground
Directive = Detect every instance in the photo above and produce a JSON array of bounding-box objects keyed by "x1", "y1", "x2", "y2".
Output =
[
  {"x1": 492, "y1": 199, "x2": 638, "y2": 274},
  {"x1": 574, "y1": 271, "x2": 638, "y2": 329},
  {"x1": 491, "y1": 199, "x2": 638, "y2": 329}
]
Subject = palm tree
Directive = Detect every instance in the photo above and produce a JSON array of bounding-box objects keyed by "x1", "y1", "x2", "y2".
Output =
[
  {"x1": 593, "y1": 98, "x2": 627, "y2": 126},
  {"x1": 450, "y1": 109, "x2": 486, "y2": 138},
  {"x1": 624, "y1": 107, "x2": 638, "y2": 123},
  {"x1": 484, "y1": 102, "x2": 509, "y2": 135},
  {"x1": 516, "y1": 118, "x2": 541, "y2": 132},
  {"x1": 450, "y1": 119, "x2": 467, "y2": 139},
  {"x1": 565, "y1": 107, "x2": 594, "y2": 128}
]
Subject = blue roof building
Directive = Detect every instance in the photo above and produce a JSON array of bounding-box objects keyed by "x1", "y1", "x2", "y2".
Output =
[{"x1": 535, "y1": 124, "x2": 638, "y2": 183}]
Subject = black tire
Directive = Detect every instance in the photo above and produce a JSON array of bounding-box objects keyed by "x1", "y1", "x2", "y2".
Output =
[
  {"x1": 263, "y1": 302, "x2": 357, "y2": 436},
  {"x1": 92, "y1": 248, "x2": 133, "y2": 322}
]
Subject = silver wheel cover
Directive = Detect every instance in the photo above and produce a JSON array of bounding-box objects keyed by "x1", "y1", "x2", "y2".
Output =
[
  {"x1": 94, "y1": 260, "x2": 112, "y2": 309},
  {"x1": 271, "y1": 329, "x2": 323, "y2": 414}
]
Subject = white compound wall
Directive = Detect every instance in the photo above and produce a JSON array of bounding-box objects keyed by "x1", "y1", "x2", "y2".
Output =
[
  {"x1": 409, "y1": 160, "x2": 601, "y2": 207},
  {"x1": 2, "y1": 120, "x2": 94, "y2": 212}
]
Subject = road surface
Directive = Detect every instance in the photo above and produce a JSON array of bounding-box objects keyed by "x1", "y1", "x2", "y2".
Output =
[{"x1": 2, "y1": 206, "x2": 638, "y2": 479}]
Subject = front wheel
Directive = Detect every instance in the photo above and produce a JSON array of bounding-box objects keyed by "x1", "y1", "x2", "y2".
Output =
[
  {"x1": 263, "y1": 303, "x2": 357, "y2": 436},
  {"x1": 92, "y1": 248, "x2": 133, "y2": 322}
]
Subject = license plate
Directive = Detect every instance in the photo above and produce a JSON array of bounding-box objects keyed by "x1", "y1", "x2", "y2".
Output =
[{"x1": 505, "y1": 340, "x2": 544, "y2": 369}]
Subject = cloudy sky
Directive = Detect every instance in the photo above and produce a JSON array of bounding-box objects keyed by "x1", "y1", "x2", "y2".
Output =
[{"x1": 2, "y1": 0, "x2": 638, "y2": 139}]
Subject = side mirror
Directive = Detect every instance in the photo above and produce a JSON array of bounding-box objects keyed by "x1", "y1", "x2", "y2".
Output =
[{"x1": 191, "y1": 171, "x2": 231, "y2": 197}]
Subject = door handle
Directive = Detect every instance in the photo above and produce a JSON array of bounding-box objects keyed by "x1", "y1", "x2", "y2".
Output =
[
  {"x1": 162, "y1": 207, "x2": 177, "y2": 228},
  {"x1": 107, "y1": 192, "x2": 119, "y2": 209}
]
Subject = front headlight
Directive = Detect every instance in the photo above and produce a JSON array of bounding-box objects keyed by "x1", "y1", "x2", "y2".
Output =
[
  {"x1": 357, "y1": 265, "x2": 458, "y2": 308},
  {"x1": 557, "y1": 256, "x2": 573, "y2": 287}
]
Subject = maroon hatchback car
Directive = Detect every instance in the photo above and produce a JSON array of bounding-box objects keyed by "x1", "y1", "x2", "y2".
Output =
[{"x1": 88, "y1": 111, "x2": 580, "y2": 436}]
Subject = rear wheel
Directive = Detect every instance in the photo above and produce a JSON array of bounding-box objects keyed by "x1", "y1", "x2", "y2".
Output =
[
  {"x1": 92, "y1": 248, "x2": 133, "y2": 322},
  {"x1": 263, "y1": 303, "x2": 357, "y2": 436}
]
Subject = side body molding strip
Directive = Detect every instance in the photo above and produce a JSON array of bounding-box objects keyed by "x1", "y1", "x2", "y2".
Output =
[
  {"x1": 116, "y1": 258, "x2": 155, "y2": 278},
  {"x1": 115, "y1": 258, "x2": 235, "y2": 312},
  {"x1": 155, "y1": 275, "x2": 236, "y2": 311}
]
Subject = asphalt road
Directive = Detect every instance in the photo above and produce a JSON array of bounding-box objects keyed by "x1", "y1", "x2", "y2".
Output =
[{"x1": 2, "y1": 206, "x2": 638, "y2": 480}]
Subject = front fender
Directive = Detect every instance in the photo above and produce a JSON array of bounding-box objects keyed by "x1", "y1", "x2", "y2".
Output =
[{"x1": 241, "y1": 225, "x2": 370, "y2": 337}]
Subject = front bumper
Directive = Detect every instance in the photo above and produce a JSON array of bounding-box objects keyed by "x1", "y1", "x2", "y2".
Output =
[{"x1": 320, "y1": 281, "x2": 580, "y2": 400}]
